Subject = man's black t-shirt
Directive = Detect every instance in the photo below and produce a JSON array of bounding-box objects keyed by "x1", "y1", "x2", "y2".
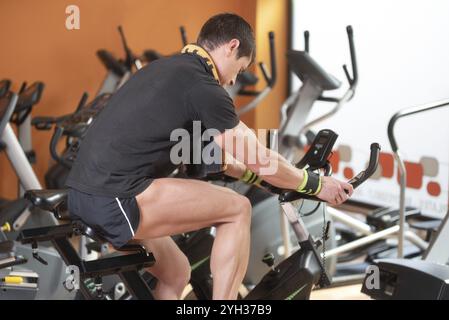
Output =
[{"x1": 65, "y1": 52, "x2": 239, "y2": 198}]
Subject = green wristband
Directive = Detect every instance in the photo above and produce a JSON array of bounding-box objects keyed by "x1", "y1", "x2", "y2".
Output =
[
  {"x1": 296, "y1": 169, "x2": 322, "y2": 195},
  {"x1": 240, "y1": 168, "x2": 262, "y2": 186},
  {"x1": 296, "y1": 169, "x2": 309, "y2": 193}
]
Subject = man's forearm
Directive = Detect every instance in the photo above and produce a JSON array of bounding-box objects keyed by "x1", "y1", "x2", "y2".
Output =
[
  {"x1": 216, "y1": 121, "x2": 305, "y2": 191},
  {"x1": 246, "y1": 148, "x2": 304, "y2": 190},
  {"x1": 216, "y1": 122, "x2": 351, "y2": 205},
  {"x1": 224, "y1": 153, "x2": 247, "y2": 179},
  {"x1": 224, "y1": 150, "x2": 305, "y2": 191}
]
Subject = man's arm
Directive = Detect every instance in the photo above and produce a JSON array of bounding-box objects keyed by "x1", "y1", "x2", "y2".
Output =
[
  {"x1": 222, "y1": 152, "x2": 246, "y2": 179},
  {"x1": 215, "y1": 121, "x2": 354, "y2": 205}
]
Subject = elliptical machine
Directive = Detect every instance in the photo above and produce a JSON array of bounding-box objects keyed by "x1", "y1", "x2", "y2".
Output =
[{"x1": 362, "y1": 99, "x2": 449, "y2": 300}]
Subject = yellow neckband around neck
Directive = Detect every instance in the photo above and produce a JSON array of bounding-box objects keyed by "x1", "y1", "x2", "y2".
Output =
[{"x1": 181, "y1": 44, "x2": 220, "y2": 84}]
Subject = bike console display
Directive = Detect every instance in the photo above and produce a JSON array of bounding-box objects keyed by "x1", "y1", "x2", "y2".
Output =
[{"x1": 296, "y1": 129, "x2": 338, "y2": 170}]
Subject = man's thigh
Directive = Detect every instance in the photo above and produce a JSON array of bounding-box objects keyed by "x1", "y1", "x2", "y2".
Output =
[{"x1": 134, "y1": 178, "x2": 248, "y2": 239}]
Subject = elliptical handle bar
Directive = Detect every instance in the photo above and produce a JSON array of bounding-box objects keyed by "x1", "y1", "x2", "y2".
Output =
[
  {"x1": 304, "y1": 30, "x2": 310, "y2": 53},
  {"x1": 259, "y1": 31, "x2": 277, "y2": 88},
  {"x1": 388, "y1": 100, "x2": 449, "y2": 153},
  {"x1": 342, "y1": 25, "x2": 358, "y2": 91},
  {"x1": 117, "y1": 25, "x2": 142, "y2": 70},
  {"x1": 236, "y1": 32, "x2": 276, "y2": 115},
  {"x1": 180, "y1": 26, "x2": 188, "y2": 47}
]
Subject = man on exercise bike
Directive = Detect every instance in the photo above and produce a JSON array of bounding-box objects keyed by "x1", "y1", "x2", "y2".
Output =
[{"x1": 65, "y1": 13, "x2": 353, "y2": 300}]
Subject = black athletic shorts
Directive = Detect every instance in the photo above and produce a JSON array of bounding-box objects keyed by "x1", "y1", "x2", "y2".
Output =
[{"x1": 67, "y1": 188, "x2": 141, "y2": 249}]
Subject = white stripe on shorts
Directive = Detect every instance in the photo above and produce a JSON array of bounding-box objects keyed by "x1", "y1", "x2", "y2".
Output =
[{"x1": 115, "y1": 197, "x2": 135, "y2": 237}]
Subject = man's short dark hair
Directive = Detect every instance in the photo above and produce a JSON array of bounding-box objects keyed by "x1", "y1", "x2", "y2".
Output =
[{"x1": 197, "y1": 13, "x2": 255, "y2": 61}]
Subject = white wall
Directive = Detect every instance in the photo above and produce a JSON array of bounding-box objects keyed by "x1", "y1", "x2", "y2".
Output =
[{"x1": 291, "y1": 0, "x2": 449, "y2": 217}]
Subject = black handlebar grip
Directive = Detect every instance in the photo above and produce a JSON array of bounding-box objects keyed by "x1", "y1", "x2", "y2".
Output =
[
  {"x1": 75, "y1": 92, "x2": 89, "y2": 112},
  {"x1": 345, "y1": 25, "x2": 358, "y2": 87},
  {"x1": 346, "y1": 25, "x2": 353, "y2": 36},
  {"x1": 180, "y1": 26, "x2": 188, "y2": 47},
  {"x1": 268, "y1": 31, "x2": 277, "y2": 87},
  {"x1": 304, "y1": 30, "x2": 310, "y2": 53},
  {"x1": 258, "y1": 62, "x2": 270, "y2": 86}
]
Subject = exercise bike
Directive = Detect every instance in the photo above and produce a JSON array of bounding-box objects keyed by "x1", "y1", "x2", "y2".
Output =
[
  {"x1": 0, "y1": 87, "x2": 74, "y2": 299},
  {"x1": 16, "y1": 129, "x2": 380, "y2": 299},
  {"x1": 191, "y1": 128, "x2": 379, "y2": 299}
]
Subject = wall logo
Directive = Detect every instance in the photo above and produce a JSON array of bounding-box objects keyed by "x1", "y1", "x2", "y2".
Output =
[
  {"x1": 65, "y1": 5, "x2": 80, "y2": 30},
  {"x1": 170, "y1": 122, "x2": 279, "y2": 175},
  {"x1": 63, "y1": 265, "x2": 80, "y2": 291},
  {"x1": 364, "y1": 265, "x2": 380, "y2": 290}
]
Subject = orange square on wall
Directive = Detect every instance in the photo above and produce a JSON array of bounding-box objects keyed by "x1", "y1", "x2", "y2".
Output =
[
  {"x1": 328, "y1": 150, "x2": 340, "y2": 174},
  {"x1": 397, "y1": 161, "x2": 423, "y2": 189},
  {"x1": 380, "y1": 152, "x2": 394, "y2": 178}
]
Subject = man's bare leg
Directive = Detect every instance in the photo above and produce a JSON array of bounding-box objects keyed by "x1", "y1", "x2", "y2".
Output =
[
  {"x1": 135, "y1": 237, "x2": 191, "y2": 300},
  {"x1": 134, "y1": 178, "x2": 251, "y2": 300}
]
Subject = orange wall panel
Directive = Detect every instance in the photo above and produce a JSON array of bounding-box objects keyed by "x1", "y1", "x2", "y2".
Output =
[{"x1": 0, "y1": 0, "x2": 287, "y2": 197}]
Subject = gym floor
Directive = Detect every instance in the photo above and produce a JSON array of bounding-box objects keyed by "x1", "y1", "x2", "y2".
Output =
[{"x1": 311, "y1": 285, "x2": 368, "y2": 300}]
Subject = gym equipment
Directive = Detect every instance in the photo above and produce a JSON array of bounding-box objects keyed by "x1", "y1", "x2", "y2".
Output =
[
  {"x1": 387, "y1": 100, "x2": 449, "y2": 259},
  {"x1": 0, "y1": 92, "x2": 39, "y2": 298},
  {"x1": 0, "y1": 81, "x2": 45, "y2": 205},
  {"x1": 1, "y1": 84, "x2": 47, "y2": 227},
  {"x1": 362, "y1": 99, "x2": 449, "y2": 300},
  {"x1": 246, "y1": 140, "x2": 379, "y2": 299},
  {"x1": 241, "y1": 25, "x2": 358, "y2": 286},
  {"x1": 362, "y1": 259, "x2": 449, "y2": 300},
  {"x1": 96, "y1": 25, "x2": 144, "y2": 95},
  {"x1": 184, "y1": 128, "x2": 377, "y2": 299},
  {"x1": 424, "y1": 210, "x2": 449, "y2": 264},
  {"x1": 279, "y1": 26, "x2": 358, "y2": 161},
  {"x1": 31, "y1": 93, "x2": 112, "y2": 189},
  {"x1": 96, "y1": 50, "x2": 127, "y2": 96},
  {"x1": 17, "y1": 130, "x2": 379, "y2": 300},
  {"x1": 11, "y1": 82, "x2": 45, "y2": 168},
  {"x1": 0, "y1": 89, "x2": 74, "y2": 300},
  {"x1": 230, "y1": 31, "x2": 277, "y2": 115},
  {"x1": 18, "y1": 189, "x2": 155, "y2": 300},
  {"x1": 0, "y1": 79, "x2": 10, "y2": 98}
]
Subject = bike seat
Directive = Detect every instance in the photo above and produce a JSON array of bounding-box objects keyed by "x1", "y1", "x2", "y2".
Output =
[
  {"x1": 71, "y1": 219, "x2": 107, "y2": 243},
  {"x1": 25, "y1": 189, "x2": 68, "y2": 212}
]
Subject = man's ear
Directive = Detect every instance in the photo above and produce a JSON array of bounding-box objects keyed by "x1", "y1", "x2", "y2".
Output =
[{"x1": 227, "y1": 39, "x2": 240, "y2": 57}]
